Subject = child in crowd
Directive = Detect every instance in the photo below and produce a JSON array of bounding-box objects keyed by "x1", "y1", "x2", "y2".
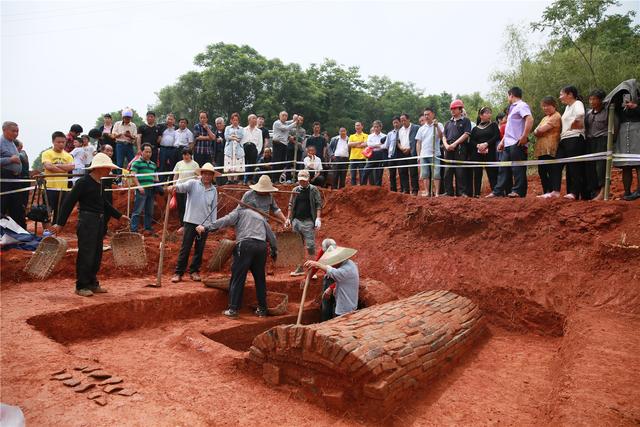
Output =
[{"x1": 70, "y1": 138, "x2": 89, "y2": 183}]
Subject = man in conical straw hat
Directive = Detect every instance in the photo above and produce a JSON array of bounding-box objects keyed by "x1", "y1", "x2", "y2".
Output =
[
  {"x1": 168, "y1": 162, "x2": 220, "y2": 283},
  {"x1": 304, "y1": 239, "x2": 359, "y2": 318},
  {"x1": 239, "y1": 175, "x2": 287, "y2": 224},
  {"x1": 50, "y1": 153, "x2": 130, "y2": 297}
]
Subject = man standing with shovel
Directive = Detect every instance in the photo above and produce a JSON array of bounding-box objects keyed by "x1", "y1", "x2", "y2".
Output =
[
  {"x1": 169, "y1": 163, "x2": 220, "y2": 283},
  {"x1": 50, "y1": 153, "x2": 129, "y2": 297}
]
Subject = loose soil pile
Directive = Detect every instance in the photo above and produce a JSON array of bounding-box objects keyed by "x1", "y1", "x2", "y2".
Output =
[{"x1": 1, "y1": 174, "x2": 639, "y2": 426}]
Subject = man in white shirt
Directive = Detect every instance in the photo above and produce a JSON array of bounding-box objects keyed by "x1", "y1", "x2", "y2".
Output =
[
  {"x1": 416, "y1": 108, "x2": 444, "y2": 196},
  {"x1": 329, "y1": 127, "x2": 349, "y2": 189},
  {"x1": 242, "y1": 114, "x2": 264, "y2": 185},
  {"x1": 175, "y1": 118, "x2": 194, "y2": 149},
  {"x1": 397, "y1": 113, "x2": 420, "y2": 195},
  {"x1": 272, "y1": 111, "x2": 299, "y2": 182},
  {"x1": 361, "y1": 120, "x2": 387, "y2": 186},
  {"x1": 159, "y1": 113, "x2": 177, "y2": 182}
]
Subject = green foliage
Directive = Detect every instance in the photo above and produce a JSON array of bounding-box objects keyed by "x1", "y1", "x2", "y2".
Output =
[
  {"x1": 531, "y1": 0, "x2": 637, "y2": 86},
  {"x1": 31, "y1": 149, "x2": 47, "y2": 172},
  {"x1": 493, "y1": 0, "x2": 639, "y2": 159},
  {"x1": 148, "y1": 43, "x2": 491, "y2": 135},
  {"x1": 93, "y1": 108, "x2": 145, "y2": 129}
]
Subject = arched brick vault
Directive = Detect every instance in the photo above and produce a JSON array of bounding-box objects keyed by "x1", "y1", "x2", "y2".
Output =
[{"x1": 248, "y1": 290, "x2": 486, "y2": 410}]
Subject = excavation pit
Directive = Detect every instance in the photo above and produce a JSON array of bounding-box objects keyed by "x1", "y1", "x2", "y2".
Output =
[{"x1": 202, "y1": 311, "x2": 320, "y2": 352}]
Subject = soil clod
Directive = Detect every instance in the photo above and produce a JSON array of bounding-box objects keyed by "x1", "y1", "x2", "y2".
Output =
[
  {"x1": 117, "y1": 389, "x2": 137, "y2": 397},
  {"x1": 88, "y1": 370, "x2": 112, "y2": 379},
  {"x1": 62, "y1": 378, "x2": 81, "y2": 387},
  {"x1": 93, "y1": 396, "x2": 107, "y2": 406},
  {"x1": 103, "y1": 384, "x2": 124, "y2": 394}
]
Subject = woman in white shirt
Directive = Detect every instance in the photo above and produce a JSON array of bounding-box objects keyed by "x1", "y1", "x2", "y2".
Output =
[{"x1": 557, "y1": 85, "x2": 586, "y2": 200}]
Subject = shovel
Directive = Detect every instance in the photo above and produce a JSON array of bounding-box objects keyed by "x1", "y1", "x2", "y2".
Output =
[
  {"x1": 295, "y1": 247, "x2": 325, "y2": 325},
  {"x1": 147, "y1": 188, "x2": 171, "y2": 288}
]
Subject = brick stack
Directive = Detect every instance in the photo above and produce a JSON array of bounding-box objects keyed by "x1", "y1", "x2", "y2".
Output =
[{"x1": 248, "y1": 290, "x2": 486, "y2": 413}]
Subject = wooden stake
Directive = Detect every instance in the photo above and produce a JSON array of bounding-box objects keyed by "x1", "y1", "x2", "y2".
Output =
[
  {"x1": 147, "y1": 189, "x2": 171, "y2": 288},
  {"x1": 604, "y1": 103, "x2": 615, "y2": 201}
]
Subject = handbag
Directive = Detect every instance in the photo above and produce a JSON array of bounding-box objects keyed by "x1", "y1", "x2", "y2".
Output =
[
  {"x1": 27, "y1": 179, "x2": 50, "y2": 223},
  {"x1": 363, "y1": 146, "x2": 374, "y2": 159}
]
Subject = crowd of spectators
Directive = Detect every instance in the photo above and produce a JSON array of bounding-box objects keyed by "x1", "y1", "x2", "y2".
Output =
[{"x1": 1, "y1": 83, "x2": 639, "y2": 235}]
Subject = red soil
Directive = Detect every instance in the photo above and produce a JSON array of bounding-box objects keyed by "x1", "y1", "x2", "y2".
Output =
[{"x1": 1, "y1": 173, "x2": 639, "y2": 426}]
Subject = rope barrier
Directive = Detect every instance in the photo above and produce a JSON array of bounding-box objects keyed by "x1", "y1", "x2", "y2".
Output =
[{"x1": 1, "y1": 151, "x2": 639, "y2": 196}]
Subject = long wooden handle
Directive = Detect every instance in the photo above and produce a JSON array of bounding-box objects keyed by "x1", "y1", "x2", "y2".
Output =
[
  {"x1": 155, "y1": 191, "x2": 171, "y2": 287},
  {"x1": 296, "y1": 271, "x2": 312, "y2": 325},
  {"x1": 219, "y1": 191, "x2": 284, "y2": 224}
]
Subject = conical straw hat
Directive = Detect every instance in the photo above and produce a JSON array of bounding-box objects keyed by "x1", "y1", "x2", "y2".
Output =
[
  {"x1": 198, "y1": 162, "x2": 221, "y2": 176},
  {"x1": 318, "y1": 246, "x2": 357, "y2": 267},
  {"x1": 249, "y1": 175, "x2": 279, "y2": 192},
  {"x1": 87, "y1": 153, "x2": 118, "y2": 170}
]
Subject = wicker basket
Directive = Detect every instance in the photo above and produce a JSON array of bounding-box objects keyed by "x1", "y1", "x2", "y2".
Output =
[
  {"x1": 203, "y1": 276, "x2": 231, "y2": 290},
  {"x1": 207, "y1": 239, "x2": 236, "y2": 272},
  {"x1": 111, "y1": 232, "x2": 147, "y2": 269},
  {"x1": 266, "y1": 291, "x2": 289, "y2": 316},
  {"x1": 274, "y1": 231, "x2": 304, "y2": 268},
  {"x1": 24, "y1": 236, "x2": 68, "y2": 280}
]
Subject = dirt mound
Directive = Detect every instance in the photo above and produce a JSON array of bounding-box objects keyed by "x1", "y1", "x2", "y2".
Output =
[{"x1": 321, "y1": 185, "x2": 640, "y2": 332}]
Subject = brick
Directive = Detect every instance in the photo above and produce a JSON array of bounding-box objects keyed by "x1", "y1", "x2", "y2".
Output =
[
  {"x1": 262, "y1": 363, "x2": 280, "y2": 386},
  {"x1": 99, "y1": 377, "x2": 123, "y2": 386},
  {"x1": 87, "y1": 391, "x2": 102, "y2": 400},
  {"x1": 363, "y1": 380, "x2": 389, "y2": 399},
  {"x1": 103, "y1": 384, "x2": 124, "y2": 394},
  {"x1": 73, "y1": 383, "x2": 96, "y2": 393},
  {"x1": 62, "y1": 378, "x2": 81, "y2": 387},
  {"x1": 397, "y1": 352, "x2": 419, "y2": 367},
  {"x1": 93, "y1": 396, "x2": 107, "y2": 406},
  {"x1": 322, "y1": 390, "x2": 345, "y2": 410},
  {"x1": 249, "y1": 346, "x2": 265, "y2": 363}
]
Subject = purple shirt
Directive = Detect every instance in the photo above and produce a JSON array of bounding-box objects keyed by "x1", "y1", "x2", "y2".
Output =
[{"x1": 504, "y1": 100, "x2": 532, "y2": 147}]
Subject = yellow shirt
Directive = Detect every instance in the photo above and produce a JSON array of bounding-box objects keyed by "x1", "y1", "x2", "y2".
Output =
[
  {"x1": 348, "y1": 133, "x2": 368, "y2": 160},
  {"x1": 41, "y1": 149, "x2": 74, "y2": 190}
]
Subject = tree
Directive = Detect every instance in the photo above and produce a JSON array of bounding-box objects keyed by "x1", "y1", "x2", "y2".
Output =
[
  {"x1": 531, "y1": 0, "x2": 637, "y2": 86},
  {"x1": 31, "y1": 149, "x2": 47, "y2": 172}
]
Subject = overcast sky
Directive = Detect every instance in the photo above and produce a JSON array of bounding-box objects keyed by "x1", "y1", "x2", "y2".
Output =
[{"x1": 1, "y1": 0, "x2": 636, "y2": 159}]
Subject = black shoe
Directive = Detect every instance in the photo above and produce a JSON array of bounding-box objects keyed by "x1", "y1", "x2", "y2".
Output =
[
  {"x1": 623, "y1": 191, "x2": 640, "y2": 201},
  {"x1": 254, "y1": 307, "x2": 268, "y2": 318}
]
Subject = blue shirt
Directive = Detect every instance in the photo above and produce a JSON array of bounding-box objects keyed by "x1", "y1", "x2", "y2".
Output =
[
  {"x1": 175, "y1": 179, "x2": 218, "y2": 227},
  {"x1": 326, "y1": 259, "x2": 359, "y2": 316},
  {"x1": 0, "y1": 135, "x2": 21, "y2": 176}
]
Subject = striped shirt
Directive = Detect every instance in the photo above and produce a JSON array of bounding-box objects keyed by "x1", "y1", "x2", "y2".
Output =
[{"x1": 131, "y1": 158, "x2": 157, "y2": 186}]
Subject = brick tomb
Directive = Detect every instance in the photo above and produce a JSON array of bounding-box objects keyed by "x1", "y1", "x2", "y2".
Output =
[{"x1": 247, "y1": 290, "x2": 486, "y2": 413}]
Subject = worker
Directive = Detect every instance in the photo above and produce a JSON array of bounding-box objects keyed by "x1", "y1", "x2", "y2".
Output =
[
  {"x1": 304, "y1": 242, "x2": 359, "y2": 319},
  {"x1": 50, "y1": 153, "x2": 129, "y2": 296},
  {"x1": 169, "y1": 162, "x2": 220, "y2": 283},
  {"x1": 285, "y1": 169, "x2": 322, "y2": 276},
  {"x1": 240, "y1": 175, "x2": 287, "y2": 223},
  {"x1": 196, "y1": 206, "x2": 277, "y2": 318}
]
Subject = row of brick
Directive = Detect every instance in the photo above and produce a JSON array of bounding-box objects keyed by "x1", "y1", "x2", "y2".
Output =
[{"x1": 248, "y1": 290, "x2": 486, "y2": 411}]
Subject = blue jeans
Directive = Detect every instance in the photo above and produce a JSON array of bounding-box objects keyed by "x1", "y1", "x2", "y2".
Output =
[
  {"x1": 130, "y1": 189, "x2": 155, "y2": 232},
  {"x1": 116, "y1": 142, "x2": 135, "y2": 168}
]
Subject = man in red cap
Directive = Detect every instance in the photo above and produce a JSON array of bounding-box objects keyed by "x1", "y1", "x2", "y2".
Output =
[{"x1": 443, "y1": 99, "x2": 472, "y2": 196}]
